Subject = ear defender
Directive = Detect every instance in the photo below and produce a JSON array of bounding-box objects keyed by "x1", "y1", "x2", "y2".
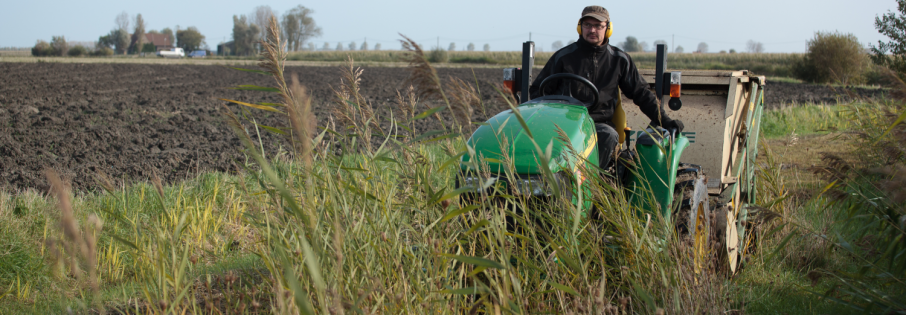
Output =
[
  {"x1": 577, "y1": 21, "x2": 614, "y2": 38},
  {"x1": 605, "y1": 21, "x2": 613, "y2": 38}
]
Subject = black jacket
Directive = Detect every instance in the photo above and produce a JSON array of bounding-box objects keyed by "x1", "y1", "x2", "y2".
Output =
[{"x1": 529, "y1": 37, "x2": 672, "y2": 126}]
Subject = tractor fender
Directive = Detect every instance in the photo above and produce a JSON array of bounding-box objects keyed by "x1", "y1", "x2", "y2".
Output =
[{"x1": 628, "y1": 129, "x2": 691, "y2": 219}]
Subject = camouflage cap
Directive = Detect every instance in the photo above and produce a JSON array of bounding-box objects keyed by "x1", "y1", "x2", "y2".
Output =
[{"x1": 580, "y1": 6, "x2": 609, "y2": 23}]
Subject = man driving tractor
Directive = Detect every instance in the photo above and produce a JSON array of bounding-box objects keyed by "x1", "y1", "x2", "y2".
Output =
[{"x1": 529, "y1": 5, "x2": 684, "y2": 170}]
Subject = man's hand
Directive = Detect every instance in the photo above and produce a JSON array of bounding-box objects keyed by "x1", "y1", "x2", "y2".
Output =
[{"x1": 664, "y1": 119, "x2": 684, "y2": 132}]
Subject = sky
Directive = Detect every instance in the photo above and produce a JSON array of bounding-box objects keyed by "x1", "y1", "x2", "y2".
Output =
[{"x1": 0, "y1": 0, "x2": 899, "y2": 53}]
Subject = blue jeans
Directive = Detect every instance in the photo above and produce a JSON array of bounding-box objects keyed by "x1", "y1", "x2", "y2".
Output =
[{"x1": 596, "y1": 123, "x2": 619, "y2": 169}]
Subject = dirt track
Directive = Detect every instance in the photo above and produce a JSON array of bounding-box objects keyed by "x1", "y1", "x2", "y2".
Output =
[{"x1": 0, "y1": 63, "x2": 888, "y2": 191}]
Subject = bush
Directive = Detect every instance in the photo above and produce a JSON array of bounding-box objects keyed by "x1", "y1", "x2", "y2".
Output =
[
  {"x1": 31, "y1": 40, "x2": 53, "y2": 56},
  {"x1": 67, "y1": 45, "x2": 87, "y2": 57},
  {"x1": 50, "y1": 36, "x2": 67, "y2": 56},
  {"x1": 427, "y1": 48, "x2": 448, "y2": 63},
  {"x1": 91, "y1": 47, "x2": 114, "y2": 56},
  {"x1": 793, "y1": 31, "x2": 867, "y2": 84}
]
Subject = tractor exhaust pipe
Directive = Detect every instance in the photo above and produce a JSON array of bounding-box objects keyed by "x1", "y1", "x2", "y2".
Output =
[
  {"x1": 655, "y1": 44, "x2": 667, "y2": 104},
  {"x1": 521, "y1": 41, "x2": 535, "y2": 102}
]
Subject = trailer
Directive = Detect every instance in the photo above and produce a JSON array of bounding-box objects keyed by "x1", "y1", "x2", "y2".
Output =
[{"x1": 627, "y1": 69, "x2": 765, "y2": 273}]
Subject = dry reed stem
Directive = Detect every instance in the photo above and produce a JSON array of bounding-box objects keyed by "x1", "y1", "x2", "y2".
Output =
[
  {"x1": 254, "y1": 14, "x2": 318, "y2": 165},
  {"x1": 331, "y1": 57, "x2": 380, "y2": 150},
  {"x1": 45, "y1": 169, "x2": 102, "y2": 295},
  {"x1": 288, "y1": 74, "x2": 316, "y2": 167},
  {"x1": 399, "y1": 34, "x2": 449, "y2": 124},
  {"x1": 446, "y1": 76, "x2": 478, "y2": 129},
  {"x1": 395, "y1": 85, "x2": 418, "y2": 121}
]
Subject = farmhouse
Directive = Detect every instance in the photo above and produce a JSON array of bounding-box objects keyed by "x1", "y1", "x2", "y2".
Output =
[{"x1": 142, "y1": 33, "x2": 174, "y2": 51}]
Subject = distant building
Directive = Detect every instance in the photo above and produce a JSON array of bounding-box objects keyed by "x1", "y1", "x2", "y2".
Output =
[
  {"x1": 217, "y1": 41, "x2": 235, "y2": 56},
  {"x1": 145, "y1": 33, "x2": 174, "y2": 51}
]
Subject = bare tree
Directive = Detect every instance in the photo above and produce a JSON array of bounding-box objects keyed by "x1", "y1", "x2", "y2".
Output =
[
  {"x1": 360, "y1": 41, "x2": 368, "y2": 51},
  {"x1": 483, "y1": 43, "x2": 490, "y2": 52},
  {"x1": 675, "y1": 45, "x2": 684, "y2": 53},
  {"x1": 322, "y1": 42, "x2": 330, "y2": 51},
  {"x1": 336, "y1": 42, "x2": 343, "y2": 51},
  {"x1": 250, "y1": 6, "x2": 277, "y2": 43},
  {"x1": 132, "y1": 14, "x2": 146, "y2": 53},
  {"x1": 115, "y1": 11, "x2": 130, "y2": 31},
  {"x1": 348, "y1": 41, "x2": 356, "y2": 51},
  {"x1": 448, "y1": 42, "x2": 456, "y2": 51},
  {"x1": 374, "y1": 43, "x2": 382, "y2": 50},
  {"x1": 551, "y1": 40, "x2": 563, "y2": 51},
  {"x1": 697, "y1": 42, "x2": 708, "y2": 53},
  {"x1": 467, "y1": 42, "x2": 475, "y2": 51},
  {"x1": 639, "y1": 41, "x2": 649, "y2": 52},
  {"x1": 281, "y1": 5, "x2": 322, "y2": 52},
  {"x1": 746, "y1": 40, "x2": 764, "y2": 53}
]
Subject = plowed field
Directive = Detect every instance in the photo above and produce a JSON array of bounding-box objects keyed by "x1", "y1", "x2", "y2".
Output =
[{"x1": 0, "y1": 62, "x2": 886, "y2": 191}]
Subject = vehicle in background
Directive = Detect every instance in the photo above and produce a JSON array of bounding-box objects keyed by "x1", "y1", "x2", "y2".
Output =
[
  {"x1": 188, "y1": 50, "x2": 206, "y2": 58},
  {"x1": 156, "y1": 48, "x2": 185, "y2": 58}
]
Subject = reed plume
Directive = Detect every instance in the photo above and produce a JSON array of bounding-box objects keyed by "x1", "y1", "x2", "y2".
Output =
[{"x1": 399, "y1": 34, "x2": 449, "y2": 125}]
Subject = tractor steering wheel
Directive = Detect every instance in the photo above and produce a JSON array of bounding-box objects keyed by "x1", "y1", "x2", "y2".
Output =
[{"x1": 538, "y1": 73, "x2": 599, "y2": 107}]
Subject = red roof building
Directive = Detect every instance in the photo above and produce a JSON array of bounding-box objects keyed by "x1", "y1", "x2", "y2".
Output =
[{"x1": 144, "y1": 33, "x2": 174, "y2": 51}]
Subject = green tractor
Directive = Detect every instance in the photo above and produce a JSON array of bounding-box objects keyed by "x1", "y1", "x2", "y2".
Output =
[{"x1": 458, "y1": 42, "x2": 765, "y2": 273}]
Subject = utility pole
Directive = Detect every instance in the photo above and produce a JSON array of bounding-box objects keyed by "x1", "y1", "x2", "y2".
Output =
[
  {"x1": 530, "y1": 32, "x2": 532, "y2": 41},
  {"x1": 437, "y1": 37, "x2": 439, "y2": 49},
  {"x1": 672, "y1": 34, "x2": 674, "y2": 52}
]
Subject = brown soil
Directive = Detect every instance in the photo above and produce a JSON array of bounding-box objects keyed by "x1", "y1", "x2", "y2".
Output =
[{"x1": 0, "y1": 63, "x2": 886, "y2": 192}]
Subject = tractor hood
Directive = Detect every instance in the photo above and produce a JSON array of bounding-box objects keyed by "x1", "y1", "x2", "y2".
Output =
[{"x1": 461, "y1": 102, "x2": 598, "y2": 174}]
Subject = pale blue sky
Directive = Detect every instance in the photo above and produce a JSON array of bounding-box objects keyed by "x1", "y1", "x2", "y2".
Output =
[{"x1": 0, "y1": 0, "x2": 898, "y2": 53}]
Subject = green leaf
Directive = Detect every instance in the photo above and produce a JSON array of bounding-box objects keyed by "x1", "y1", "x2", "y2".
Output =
[
  {"x1": 442, "y1": 254, "x2": 505, "y2": 269},
  {"x1": 439, "y1": 151, "x2": 468, "y2": 170},
  {"x1": 256, "y1": 124, "x2": 286, "y2": 135},
  {"x1": 230, "y1": 85, "x2": 281, "y2": 93},
  {"x1": 410, "y1": 130, "x2": 446, "y2": 143},
  {"x1": 441, "y1": 205, "x2": 480, "y2": 222},
  {"x1": 629, "y1": 278, "x2": 657, "y2": 311},
  {"x1": 465, "y1": 220, "x2": 490, "y2": 234},
  {"x1": 219, "y1": 98, "x2": 285, "y2": 114},
  {"x1": 875, "y1": 109, "x2": 906, "y2": 144},
  {"x1": 766, "y1": 227, "x2": 799, "y2": 262},
  {"x1": 547, "y1": 281, "x2": 580, "y2": 296},
  {"x1": 411, "y1": 106, "x2": 446, "y2": 121},
  {"x1": 374, "y1": 155, "x2": 400, "y2": 164},
  {"x1": 496, "y1": 116, "x2": 511, "y2": 135},
  {"x1": 284, "y1": 262, "x2": 317, "y2": 315},
  {"x1": 110, "y1": 234, "x2": 140, "y2": 252},
  {"x1": 228, "y1": 67, "x2": 270, "y2": 75}
]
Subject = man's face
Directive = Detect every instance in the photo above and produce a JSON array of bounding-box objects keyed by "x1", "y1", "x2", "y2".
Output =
[{"x1": 581, "y1": 18, "x2": 607, "y2": 46}]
